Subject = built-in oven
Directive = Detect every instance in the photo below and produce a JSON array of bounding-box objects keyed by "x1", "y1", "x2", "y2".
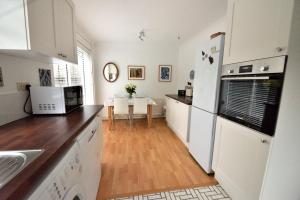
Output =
[{"x1": 218, "y1": 56, "x2": 286, "y2": 136}]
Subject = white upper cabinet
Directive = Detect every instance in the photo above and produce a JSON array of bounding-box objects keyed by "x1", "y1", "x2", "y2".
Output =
[
  {"x1": 53, "y1": 0, "x2": 77, "y2": 63},
  {"x1": 0, "y1": 0, "x2": 28, "y2": 49},
  {"x1": 223, "y1": 0, "x2": 294, "y2": 64},
  {"x1": 27, "y1": 0, "x2": 57, "y2": 57},
  {"x1": 0, "y1": 0, "x2": 77, "y2": 64}
]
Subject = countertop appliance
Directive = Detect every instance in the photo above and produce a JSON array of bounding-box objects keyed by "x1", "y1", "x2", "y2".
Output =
[
  {"x1": 30, "y1": 86, "x2": 83, "y2": 114},
  {"x1": 178, "y1": 90, "x2": 186, "y2": 96},
  {"x1": 188, "y1": 35, "x2": 225, "y2": 174},
  {"x1": 28, "y1": 143, "x2": 86, "y2": 200},
  {"x1": 219, "y1": 56, "x2": 286, "y2": 136}
]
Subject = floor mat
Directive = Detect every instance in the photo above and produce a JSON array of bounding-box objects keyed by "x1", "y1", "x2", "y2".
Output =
[{"x1": 110, "y1": 184, "x2": 231, "y2": 200}]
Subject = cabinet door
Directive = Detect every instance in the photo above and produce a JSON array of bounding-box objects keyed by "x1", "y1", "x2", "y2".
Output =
[
  {"x1": 27, "y1": 0, "x2": 56, "y2": 56},
  {"x1": 0, "y1": 0, "x2": 28, "y2": 49},
  {"x1": 175, "y1": 101, "x2": 190, "y2": 143},
  {"x1": 165, "y1": 97, "x2": 172, "y2": 124},
  {"x1": 223, "y1": 0, "x2": 294, "y2": 64},
  {"x1": 214, "y1": 118, "x2": 272, "y2": 200},
  {"x1": 53, "y1": 0, "x2": 77, "y2": 63}
]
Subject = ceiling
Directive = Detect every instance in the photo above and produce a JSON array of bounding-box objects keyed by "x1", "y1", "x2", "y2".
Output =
[{"x1": 73, "y1": 0, "x2": 227, "y2": 44}]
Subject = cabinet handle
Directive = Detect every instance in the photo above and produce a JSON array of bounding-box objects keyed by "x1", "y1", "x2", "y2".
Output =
[
  {"x1": 261, "y1": 139, "x2": 267, "y2": 143},
  {"x1": 276, "y1": 47, "x2": 283, "y2": 52},
  {"x1": 88, "y1": 129, "x2": 97, "y2": 142},
  {"x1": 58, "y1": 53, "x2": 67, "y2": 58}
]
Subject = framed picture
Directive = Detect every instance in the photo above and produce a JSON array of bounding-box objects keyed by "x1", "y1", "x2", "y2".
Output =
[
  {"x1": 128, "y1": 65, "x2": 145, "y2": 80},
  {"x1": 39, "y1": 68, "x2": 52, "y2": 86},
  {"x1": 159, "y1": 65, "x2": 172, "y2": 82}
]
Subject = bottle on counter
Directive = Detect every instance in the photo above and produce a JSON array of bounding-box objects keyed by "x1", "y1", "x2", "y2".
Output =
[{"x1": 185, "y1": 82, "x2": 193, "y2": 97}]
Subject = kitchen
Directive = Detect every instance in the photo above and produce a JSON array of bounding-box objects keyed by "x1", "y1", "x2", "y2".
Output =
[{"x1": 0, "y1": 0, "x2": 299, "y2": 200}]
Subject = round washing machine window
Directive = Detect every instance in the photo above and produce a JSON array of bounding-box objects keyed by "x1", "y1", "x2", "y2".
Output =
[
  {"x1": 63, "y1": 184, "x2": 86, "y2": 200},
  {"x1": 73, "y1": 196, "x2": 80, "y2": 200}
]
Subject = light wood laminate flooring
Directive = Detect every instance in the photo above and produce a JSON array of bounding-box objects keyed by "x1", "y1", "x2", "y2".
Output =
[{"x1": 97, "y1": 118, "x2": 217, "y2": 200}]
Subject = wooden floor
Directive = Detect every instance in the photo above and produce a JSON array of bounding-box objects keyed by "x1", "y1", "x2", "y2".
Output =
[{"x1": 96, "y1": 118, "x2": 217, "y2": 200}]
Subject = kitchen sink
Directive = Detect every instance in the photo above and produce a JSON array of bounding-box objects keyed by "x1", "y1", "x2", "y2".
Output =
[{"x1": 0, "y1": 149, "x2": 44, "y2": 190}]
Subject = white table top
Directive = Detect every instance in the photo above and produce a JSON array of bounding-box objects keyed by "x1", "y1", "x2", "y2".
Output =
[{"x1": 104, "y1": 97, "x2": 157, "y2": 107}]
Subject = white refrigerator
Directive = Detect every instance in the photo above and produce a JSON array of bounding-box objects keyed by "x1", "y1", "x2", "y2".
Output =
[{"x1": 188, "y1": 35, "x2": 225, "y2": 174}]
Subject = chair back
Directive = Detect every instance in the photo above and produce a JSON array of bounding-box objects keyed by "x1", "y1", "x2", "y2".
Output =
[
  {"x1": 133, "y1": 97, "x2": 148, "y2": 114},
  {"x1": 114, "y1": 97, "x2": 129, "y2": 115}
]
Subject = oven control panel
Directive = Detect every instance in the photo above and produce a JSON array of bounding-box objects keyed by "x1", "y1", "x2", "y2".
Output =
[{"x1": 222, "y1": 56, "x2": 286, "y2": 76}]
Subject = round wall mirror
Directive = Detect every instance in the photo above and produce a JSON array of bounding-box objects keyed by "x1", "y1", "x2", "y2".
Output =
[{"x1": 103, "y1": 62, "x2": 119, "y2": 82}]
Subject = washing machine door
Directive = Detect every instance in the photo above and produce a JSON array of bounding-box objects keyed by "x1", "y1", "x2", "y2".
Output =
[{"x1": 63, "y1": 184, "x2": 86, "y2": 200}]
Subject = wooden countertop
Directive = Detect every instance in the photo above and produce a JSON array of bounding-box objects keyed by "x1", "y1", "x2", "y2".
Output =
[
  {"x1": 0, "y1": 105, "x2": 104, "y2": 200},
  {"x1": 166, "y1": 94, "x2": 193, "y2": 105}
]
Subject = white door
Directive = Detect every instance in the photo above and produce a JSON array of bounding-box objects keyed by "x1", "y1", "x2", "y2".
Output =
[
  {"x1": 53, "y1": 0, "x2": 76, "y2": 63},
  {"x1": 192, "y1": 36, "x2": 224, "y2": 113},
  {"x1": 188, "y1": 107, "x2": 216, "y2": 173},
  {"x1": 214, "y1": 117, "x2": 272, "y2": 200},
  {"x1": 223, "y1": 0, "x2": 294, "y2": 64}
]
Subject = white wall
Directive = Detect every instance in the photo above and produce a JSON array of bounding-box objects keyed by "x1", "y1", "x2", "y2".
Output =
[
  {"x1": 0, "y1": 54, "x2": 52, "y2": 126},
  {"x1": 176, "y1": 17, "x2": 226, "y2": 89},
  {"x1": 260, "y1": 1, "x2": 300, "y2": 199},
  {"x1": 94, "y1": 42, "x2": 179, "y2": 118}
]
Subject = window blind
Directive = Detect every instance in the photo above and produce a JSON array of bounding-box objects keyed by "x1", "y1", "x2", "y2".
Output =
[
  {"x1": 53, "y1": 64, "x2": 68, "y2": 87},
  {"x1": 53, "y1": 47, "x2": 94, "y2": 104}
]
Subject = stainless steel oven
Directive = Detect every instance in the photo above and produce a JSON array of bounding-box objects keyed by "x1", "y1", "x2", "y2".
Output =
[{"x1": 218, "y1": 56, "x2": 286, "y2": 136}]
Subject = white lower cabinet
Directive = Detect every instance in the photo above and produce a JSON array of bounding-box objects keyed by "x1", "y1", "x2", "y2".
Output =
[
  {"x1": 76, "y1": 112, "x2": 103, "y2": 200},
  {"x1": 165, "y1": 96, "x2": 191, "y2": 145},
  {"x1": 212, "y1": 117, "x2": 272, "y2": 200}
]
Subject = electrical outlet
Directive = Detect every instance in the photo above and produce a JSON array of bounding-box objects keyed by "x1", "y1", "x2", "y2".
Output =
[{"x1": 16, "y1": 82, "x2": 30, "y2": 91}]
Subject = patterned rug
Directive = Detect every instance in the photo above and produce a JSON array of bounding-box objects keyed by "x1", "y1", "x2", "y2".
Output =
[{"x1": 110, "y1": 185, "x2": 231, "y2": 200}]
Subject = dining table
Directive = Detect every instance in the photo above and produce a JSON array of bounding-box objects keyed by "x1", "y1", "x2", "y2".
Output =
[{"x1": 104, "y1": 97, "x2": 157, "y2": 129}]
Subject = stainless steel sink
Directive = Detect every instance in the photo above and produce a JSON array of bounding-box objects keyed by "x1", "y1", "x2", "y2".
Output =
[{"x1": 0, "y1": 149, "x2": 44, "y2": 190}]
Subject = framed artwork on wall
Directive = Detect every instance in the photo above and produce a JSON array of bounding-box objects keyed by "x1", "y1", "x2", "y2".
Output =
[
  {"x1": 159, "y1": 65, "x2": 172, "y2": 82},
  {"x1": 39, "y1": 68, "x2": 52, "y2": 86},
  {"x1": 128, "y1": 65, "x2": 145, "y2": 80}
]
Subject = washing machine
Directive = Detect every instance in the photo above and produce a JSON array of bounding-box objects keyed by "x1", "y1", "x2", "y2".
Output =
[{"x1": 27, "y1": 143, "x2": 86, "y2": 200}]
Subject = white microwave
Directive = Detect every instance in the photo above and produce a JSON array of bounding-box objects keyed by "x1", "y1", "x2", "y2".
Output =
[{"x1": 30, "y1": 86, "x2": 83, "y2": 114}]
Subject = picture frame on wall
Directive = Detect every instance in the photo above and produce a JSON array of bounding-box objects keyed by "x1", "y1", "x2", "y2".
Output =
[
  {"x1": 159, "y1": 65, "x2": 172, "y2": 82},
  {"x1": 128, "y1": 65, "x2": 145, "y2": 80},
  {"x1": 39, "y1": 68, "x2": 52, "y2": 86}
]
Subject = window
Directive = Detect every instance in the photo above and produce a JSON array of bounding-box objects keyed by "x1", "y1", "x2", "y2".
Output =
[{"x1": 53, "y1": 47, "x2": 95, "y2": 105}]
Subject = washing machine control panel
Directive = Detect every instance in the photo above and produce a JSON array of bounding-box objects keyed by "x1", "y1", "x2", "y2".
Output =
[
  {"x1": 28, "y1": 144, "x2": 82, "y2": 200},
  {"x1": 47, "y1": 151, "x2": 81, "y2": 199}
]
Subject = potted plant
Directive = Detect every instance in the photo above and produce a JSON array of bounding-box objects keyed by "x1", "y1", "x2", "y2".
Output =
[{"x1": 125, "y1": 83, "x2": 136, "y2": 98}]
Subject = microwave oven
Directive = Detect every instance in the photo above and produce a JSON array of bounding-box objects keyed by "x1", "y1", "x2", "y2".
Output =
[{"x1": 30, "y1": 86, "x2": 83, "y2": 114}]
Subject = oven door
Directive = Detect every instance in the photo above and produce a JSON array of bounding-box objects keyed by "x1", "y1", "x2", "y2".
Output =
[
  {"x1": 218, "y1": 74, "x2": 283, "y2": 136},
  {"x1": 64, "y1": 86, "x2": 83, "y2": 113}
]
